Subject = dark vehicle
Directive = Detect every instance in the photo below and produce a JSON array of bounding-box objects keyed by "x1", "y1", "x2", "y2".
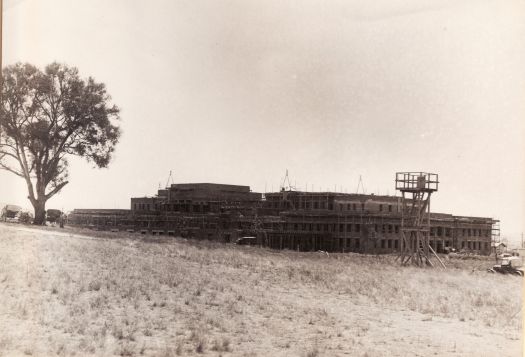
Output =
[
  {"x1": 235, "y1": 236, "x2": 257, "y2": 246},
  {"x1": 487, "y1": 257, "x2": 524, "y2": 276},
  {"x1": 1, "y1": 204, "x2": 22, "y2": 222},
  {"x1": 46, "y1": 209, "x2": 62, "y2": 223}
]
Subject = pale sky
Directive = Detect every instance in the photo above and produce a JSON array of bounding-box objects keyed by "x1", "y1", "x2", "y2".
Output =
[{"x1": 2, "y1": 0, "x2": 524, "y2": 243}]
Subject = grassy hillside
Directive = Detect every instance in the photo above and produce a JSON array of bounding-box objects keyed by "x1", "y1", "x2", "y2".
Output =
[{"x1": 0, "y1": 224, "x2": 521, "y2": 356}]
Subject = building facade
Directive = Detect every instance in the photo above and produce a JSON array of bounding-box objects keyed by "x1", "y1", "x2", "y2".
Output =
[
  {"x1": 261, "y1": 191, "x2": 493, "y2": 254},
  {"x1": 68, "y1": 183, "x2": 496, "y2": 255}
]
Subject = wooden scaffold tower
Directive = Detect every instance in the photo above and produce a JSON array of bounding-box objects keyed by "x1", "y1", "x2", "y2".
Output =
[{"x1": 395, "y1": 172, "x2": 445, "y2": 268}]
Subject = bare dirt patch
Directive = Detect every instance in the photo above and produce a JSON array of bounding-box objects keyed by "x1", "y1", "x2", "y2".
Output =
[{"x1": 0, "y1": 223, "x2": 521, "y2": 356}]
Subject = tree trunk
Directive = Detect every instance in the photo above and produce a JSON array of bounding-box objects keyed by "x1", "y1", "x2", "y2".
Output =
[{"x1": 32, "y1": 199, "x2": 46, "y2": 225}]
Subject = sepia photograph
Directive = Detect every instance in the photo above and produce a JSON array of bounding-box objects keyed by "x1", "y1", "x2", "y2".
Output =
[{"x1": 0, "y1": 0, "x2": 524, "y2": 356}]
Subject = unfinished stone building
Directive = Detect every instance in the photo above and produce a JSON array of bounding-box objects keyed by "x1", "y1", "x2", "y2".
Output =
[
  {"x1": 68, "y1": 182, "x2": 496, "y2": 255},
  {"x1": 261, "y1": 191, "x2": 494, "y2": 254},
  {"x1": 131, "y1": 183, "x2": 261, "y2": 214}
]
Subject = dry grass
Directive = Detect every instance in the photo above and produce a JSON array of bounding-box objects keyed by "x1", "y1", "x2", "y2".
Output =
[{"x1": 0, "y1": 223, "x2": 521, "y2": 356}]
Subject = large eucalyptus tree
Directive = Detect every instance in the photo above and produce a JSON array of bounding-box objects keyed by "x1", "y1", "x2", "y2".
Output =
[{"x1": 0, "y1": 63, "x2": 121, "y2": 224}]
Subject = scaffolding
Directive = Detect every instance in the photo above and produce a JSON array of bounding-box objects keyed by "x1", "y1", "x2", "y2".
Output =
[{"x1": 395, "y1": 172, "x2": 445, "y2": 268}]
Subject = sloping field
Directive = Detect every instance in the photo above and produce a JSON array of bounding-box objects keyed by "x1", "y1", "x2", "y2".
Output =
[{"x1": 0, "y1": 223, "x2": 522, "y2": 356}]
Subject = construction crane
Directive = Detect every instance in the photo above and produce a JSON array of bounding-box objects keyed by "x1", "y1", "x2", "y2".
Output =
[
  {"x1": 165, "y1": 170, "x2": 174, "y2": 188},
  {"x1": 280, "y1": 169, "x2": 295, "y2": 191},
  {"x1": 356, "y1": 175, "x2": 366, "y2": 194}
]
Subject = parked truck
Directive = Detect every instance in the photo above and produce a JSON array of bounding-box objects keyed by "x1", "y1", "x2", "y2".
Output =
[{"x1": 487, "y1": 256, "x2": 524, "y2": 276}]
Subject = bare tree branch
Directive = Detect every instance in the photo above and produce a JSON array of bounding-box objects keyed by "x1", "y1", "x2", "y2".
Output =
[
  {"x1": 45, "y1": 180, "x2": 69, "y2": 200},
  {"x1": 0, "y1": 162, "x2": 24, "y2": 177}
]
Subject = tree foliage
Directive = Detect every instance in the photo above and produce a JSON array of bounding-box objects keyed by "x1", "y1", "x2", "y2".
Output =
[{"x1": 0, "y1": 62, "x2": 121, "y2": 224}]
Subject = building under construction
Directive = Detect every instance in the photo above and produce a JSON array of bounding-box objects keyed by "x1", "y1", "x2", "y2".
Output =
[{"x1": 68, "y1": 179, "x2": 496, "y2": 255}]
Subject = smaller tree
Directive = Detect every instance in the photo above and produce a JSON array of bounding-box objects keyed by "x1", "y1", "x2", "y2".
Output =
[{"x1": 0, "y1": 63, "x2": 121, "y2": 224}]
